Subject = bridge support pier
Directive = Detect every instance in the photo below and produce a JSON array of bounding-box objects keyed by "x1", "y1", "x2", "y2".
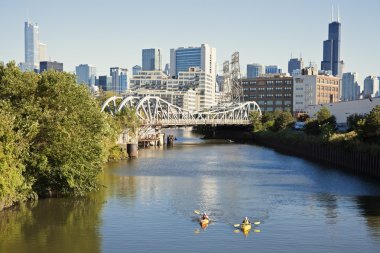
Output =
[
  {"x1": 126, "y1": 143, "x2": 138, "y2": 158},
  {"x1": 167, "y1": 134, "x2": 174, "y2": 147}
]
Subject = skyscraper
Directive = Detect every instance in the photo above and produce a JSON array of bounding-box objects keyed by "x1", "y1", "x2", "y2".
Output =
[
  {"x1": 321, "y1": 8, "x2": 343, "y2": 77},
  {"x1": 288, "y1": 58, "x2": 304, "y2": 76},
  {"x1": 363, "y1": 76, "x2": 379, "y2": 98},
  {"x1": 169, "y1": 44, "x2": 216, "y2": 82},
  {"x1": 110, "y1": 67, "x2": 128, "y2": 94},
  {"x1": 342, "y1": 72, "x2": 360, "y2": 101},
  {"x1": 132, "y1": 65, "x2": 142, "y2": 76},
  {"x1": 24, "y1": 21, "x2": 39, "y2": 71},
  {"x1": 39, "y1": 61, "x2": 63, "y2": 72},
  {"x1": 76, "y1": 64, "x2": 97, "y2": 85},
  {"x1": 247, "y1": 63, "x2": 263, "y2": 78},
  {"x1": 142, "y1": 48, "x2": 162, "y2": 71},
  {"x1": 265, "y1": 65, "x2": 281, "y2": 74}
]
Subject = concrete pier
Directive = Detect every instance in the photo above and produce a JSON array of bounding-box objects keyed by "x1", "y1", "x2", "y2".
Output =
[
  {"x1": 126, "y1": 143, "x2": 138, "y2": 158},
  {"x1": 167, "y1": 134, "x2": 174, "y2": 147}
]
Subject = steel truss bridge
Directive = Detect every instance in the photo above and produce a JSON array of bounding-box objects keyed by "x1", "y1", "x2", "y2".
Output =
[{"x1": 101, "y1": 96, "x2": 261, "y2": 128}]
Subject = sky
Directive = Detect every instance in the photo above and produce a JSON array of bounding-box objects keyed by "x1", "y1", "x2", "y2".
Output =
[{"x1": 1, "y1": 0, "x2": 379, "y2": 84}]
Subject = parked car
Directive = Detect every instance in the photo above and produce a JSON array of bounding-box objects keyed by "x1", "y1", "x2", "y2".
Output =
[{"x1": 293, "y1": 121, "x2": 306, "y2": 130}]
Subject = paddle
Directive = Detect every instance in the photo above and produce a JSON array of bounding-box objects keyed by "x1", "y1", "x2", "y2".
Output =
[
  {"x1": 194, "y1": 210, "x2": 201, "y2": 215},
  {"x1": 233, "y1": 221, "x2": 260, "y2": 227}
]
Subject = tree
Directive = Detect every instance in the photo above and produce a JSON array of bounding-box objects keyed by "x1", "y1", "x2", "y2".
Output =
[
  {"x1": 273, "y1": 111, "x2": 295, "y2": 131},
  {"x1": 0, "y1": 62, "x2": 115, "y2": 198},
  {"x1": 357, "y1": 105, "x2": 380, "y2": 142},
  {"x1": 347, "y1": 113, "x2": 366, "y2": 131},
  {"x1": 0, "y1": 102, "x2": 33, "y2": 210},
  {"x1": 249, "y1": 111, "x2": 263, "y2": 132}
]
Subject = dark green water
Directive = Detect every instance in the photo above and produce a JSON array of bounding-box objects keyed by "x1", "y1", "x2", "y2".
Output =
[{"x1": 1, "y1": 128, "x2": 380, "y2": 253}]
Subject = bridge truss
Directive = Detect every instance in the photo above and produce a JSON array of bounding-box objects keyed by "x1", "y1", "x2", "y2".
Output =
[{"x1": 102, "y1": 96, "x2": 261, "y2": 127}]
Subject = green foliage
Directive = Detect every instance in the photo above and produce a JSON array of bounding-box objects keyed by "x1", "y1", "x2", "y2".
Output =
[
  {"x1": 0, "y1": 62, "x2": 115, "y2": 204},
  {"x1": 249, "y1": 111, "x2": 263, "y2": 132},
  {"x1": 347, "y1": 113, "x2": 366, "y2": 131},
  {"x1": 304, "y1": 119, "x2": 321, "y2": 135},
  {"x1": 0, "y1": 104, "x2": 33, "y2": 210},
  {"x1": 357, "y1": 105, "x2": 380, "y2": 143},
  {"x1": 305, "y1": 107, "x2": 336, "y2": 138},
  {"x1": 273, "y1": 111, "x2": 295, "y2": 131},
  {"x1": 316, "y1": 106, "x2": 331, "y2": 123}
]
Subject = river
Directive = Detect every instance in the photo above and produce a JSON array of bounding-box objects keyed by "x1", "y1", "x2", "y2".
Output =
[{"x1": 1, "y1": 128, "x2": 380, "y2": 253}]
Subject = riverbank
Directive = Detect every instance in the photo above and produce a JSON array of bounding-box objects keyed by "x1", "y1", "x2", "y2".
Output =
[
  {"x1": 195, "y1": 125, "x2": 380, "y2": 179},
  {"x1": 251, "y1": 130, "x2": 380, "y2": 179}
]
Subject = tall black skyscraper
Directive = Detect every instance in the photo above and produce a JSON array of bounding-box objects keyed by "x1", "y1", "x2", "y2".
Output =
[{"x1": 321, "y1": 8, "x2": 343, "y2": 77}]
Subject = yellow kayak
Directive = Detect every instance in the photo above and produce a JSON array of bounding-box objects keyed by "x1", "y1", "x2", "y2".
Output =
[
  {"x1": 199, "y1": 218, "x2": 210, "y2": 225},
  {"x1": 240, "y1": 223, "x2": 252, "y2": 231}
]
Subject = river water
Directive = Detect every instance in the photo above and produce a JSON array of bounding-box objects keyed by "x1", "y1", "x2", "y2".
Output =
[{"x1": 1, "y1": 128, "x2": 380, "y2": 253}]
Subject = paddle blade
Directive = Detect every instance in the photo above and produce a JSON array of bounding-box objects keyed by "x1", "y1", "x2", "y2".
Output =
[
  {"x1": 253, "y1": 221, "x2": 261, "y2": 225},
  {"x1": 233, "y1": 229, "x2": 240, "y2": 233},
  {"x1": 254, "y1": 229, "x2": 261, "y2": 233},
  {"x1": 194, "y1": 210, "x2": 201, "y2": 215},
  {"x1": 233, "y1": 224, "x2": 241, "y2": 228}
]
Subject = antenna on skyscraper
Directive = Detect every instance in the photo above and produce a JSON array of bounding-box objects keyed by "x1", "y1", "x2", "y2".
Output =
[
  {"x1": 337, "y1": 5, "x2": 340, "y2": 22},
  {"x1": 331, "y1": 4, "x2": 334, "y2": 22}
]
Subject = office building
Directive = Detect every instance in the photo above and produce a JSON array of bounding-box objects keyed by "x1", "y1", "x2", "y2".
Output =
[
  {"x1": 39, "y1": 61, "x2": 63, "y2": 72},
  {"x1": 110, "y1": 67, "x2": 128, "y2": 94},
  {"x1": 38, "y1": 43, "x2": 47, "y2": 62},
  {"x1": 293, "y1": 67, "x2": 341, "y2": 114},
  {"x1": 241, "y1": 74, "x2": 293, "y2": 112},
  {"x1": 169, "y1": 44, "x2": 216, "y2": 83},
  {"x1": 247, "y1": 64, "x2": 264, "y2": 78},
  {"x1": 132, "y1": 65, "x2": 142, "y2": 76},
  {"x1": 342, "y1": 72, "x2": 360, "y2": 101},
  {"x1": 24, "y1": 21, "x2": 40, "y2": 71},
  {"x1": 363, "y1": 76, "x2": 379, "y2": 98},
  {"x1": 98, "y1": 75, "x2": 113, "y2": 91},
  {"x1": 265, "y1": 65, "x2": 281, "y2": 74},
  {"x1": 321, "y1": 8, "x2": 343, "y2": 76},
  {"x1": 288, "y1": 58, "x2": 304, "y2": 76},
  {"x1": 129, "y1": 67, "x2": 215, "y2": 110},
  {"x1": 164, "y1": 63, "x2": 170, "y2": 75},
  {"x1": 142, "y1": 48, "x2": 162, "y2": 71},
  {"x1": 75, "y1": 64, "x2": 96, "y2": 85}
]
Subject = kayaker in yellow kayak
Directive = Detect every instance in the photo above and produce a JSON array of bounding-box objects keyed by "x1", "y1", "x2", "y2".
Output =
[
  {"x1": 202, "y1": 213, "x2": 209, "y2": 220},
  {"x1": 242, "y1": 217, "x2": 250, "y2": 225}
]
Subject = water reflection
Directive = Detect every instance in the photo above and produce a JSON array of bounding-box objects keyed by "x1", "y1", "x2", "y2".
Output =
[
  {"x1": 356, "y1": 196, "x2": 380, "y2": 240},
  {"x1": 0, "y1": 194, "x2": 105, "y2": 253}
]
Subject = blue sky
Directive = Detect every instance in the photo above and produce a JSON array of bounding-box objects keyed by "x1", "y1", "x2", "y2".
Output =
[{"x1": 1, "y1": 0, "x2": 379, "y2": 83}]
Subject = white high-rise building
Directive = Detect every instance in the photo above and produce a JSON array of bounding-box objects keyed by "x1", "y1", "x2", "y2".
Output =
[
  {"x1": 24, "y1": 21, "x2": 39, "y2": 71},
  {"x1": 342, "y1": 72, "x2": 360, "y2": 101},
  {"x1": 38, "y1": 42, "x2": 48, "y2": 62},
  {"x1": 76, "y1": 64, "x2": 97, "y2": 85},
  {"x1": 110, "y1": 67, "x2": 128, "y2": 94},
  {"x1": 170, "y1": 44, "x2": 216, "y2": 84},
  {"x1": 363, "y1": 76, "x2": 379, "y2": 98}
]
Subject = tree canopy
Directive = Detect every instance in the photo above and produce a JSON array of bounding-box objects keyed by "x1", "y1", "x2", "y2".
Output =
[{"x1": 0, "y1": 62, "x2": 116, "y2": 209}]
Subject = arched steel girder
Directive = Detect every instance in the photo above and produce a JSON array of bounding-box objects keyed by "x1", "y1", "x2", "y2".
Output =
[{"x1": 101, "y1": 96, "x2": 261, "y2": 126}]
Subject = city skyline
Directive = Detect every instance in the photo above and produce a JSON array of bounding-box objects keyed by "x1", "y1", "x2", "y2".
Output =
[{"x1": 1, "y1": 0, "x2": 379, "y2": 83}]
